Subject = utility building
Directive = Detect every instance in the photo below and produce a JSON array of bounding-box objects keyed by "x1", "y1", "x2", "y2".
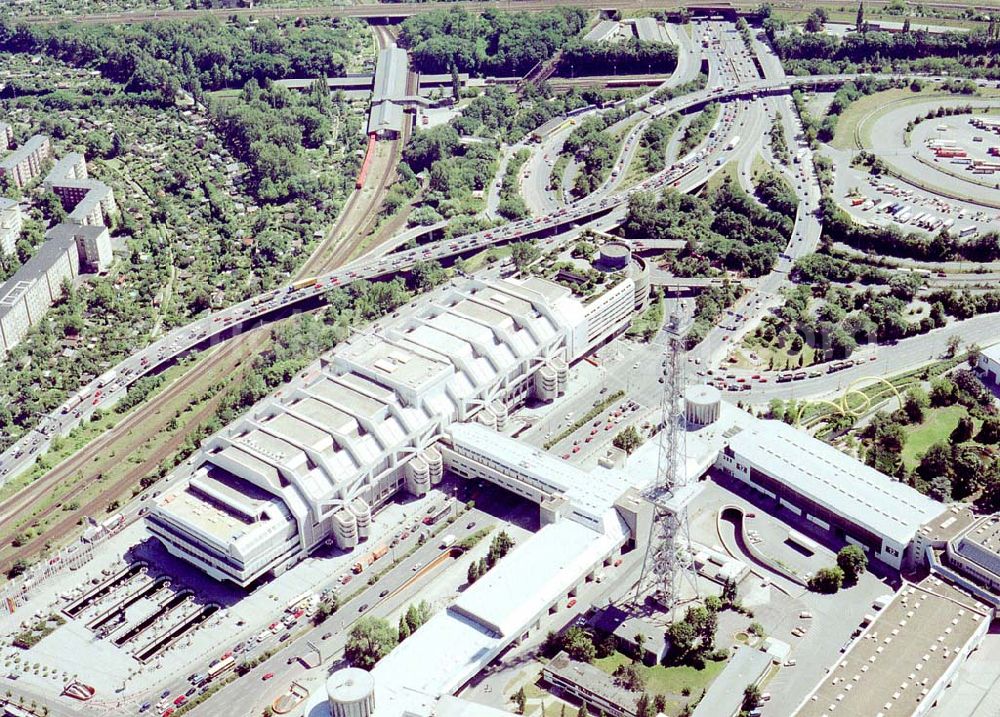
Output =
[{"x1": 718, "y1": 420, "x2": 946, "y2": 570}]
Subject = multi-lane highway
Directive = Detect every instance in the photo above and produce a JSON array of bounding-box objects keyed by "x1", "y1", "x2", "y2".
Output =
[
  {"x1": 0, "y1": 70, "x2": 954, "y2": 491},
  {"x1": 18, "y1": 0, "x2": 989, "y2": 25}
]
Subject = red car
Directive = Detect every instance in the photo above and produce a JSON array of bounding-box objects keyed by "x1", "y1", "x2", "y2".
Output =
[
  {"x1": 561, "y1": 454, "x2": 571, "y2": 460},
  {"x1": 572, "y1": 446, "x2": 580, "y2": 454},
  {"x1": 162, "y1": 710, "x2": 174, "y2": 717},
  {"x1": 173, "y1": 696, "x2": 187, "y2": 706},
  {"x1": 262, "y1": 673, "x2": 275, "y2": 681},
  {"x1": 567, "y1": 599, "x2": 577, "y2": 608}
]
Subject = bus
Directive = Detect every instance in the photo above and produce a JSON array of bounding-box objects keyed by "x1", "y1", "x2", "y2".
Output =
[
  {"x1": 206, "y1": 655, "x2": 235, "y2": 682},
  {"x1": 422, "y1": 504, "x2": 451, "y2": 526}
]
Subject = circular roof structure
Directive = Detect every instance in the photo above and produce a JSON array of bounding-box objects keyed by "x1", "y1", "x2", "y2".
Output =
[
  {"x1": 600, "y1": 242, "x2": 631, "y2": 260},
  {"x1": 685, "y1": 384, "x2": 721, "y2": 405},
  {"x1": 327, "y1": 669, "x2": 375, "y2": 704}
]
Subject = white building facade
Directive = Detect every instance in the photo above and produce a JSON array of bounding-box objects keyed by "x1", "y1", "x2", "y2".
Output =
[{"x1": 146, "y1": 275, "x2": 638, "y2": 586}]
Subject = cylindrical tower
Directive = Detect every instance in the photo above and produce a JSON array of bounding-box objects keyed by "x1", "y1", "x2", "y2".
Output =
[
  {"x1": 684, "y1": 384, "x2": 721, "y2": 426},
  {"x1": 599, "y1": 242, "x2": 631, "y2": 270},
  {"x1": 327, "y1": 668, "x2": 375, "y2": 717}
]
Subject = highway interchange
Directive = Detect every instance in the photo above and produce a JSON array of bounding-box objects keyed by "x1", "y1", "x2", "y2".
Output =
[
  {"x1": 0, "y1": 49, "x2": 977, "y2": 492},
  {"x1": 1, "y1": 10, "x2": 999, "y2": 717}
]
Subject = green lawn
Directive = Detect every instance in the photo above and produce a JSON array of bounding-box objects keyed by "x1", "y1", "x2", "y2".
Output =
[
  {"x1": 592, "y1": 651, "x2": 727, "y2": 697},
  {"x1": 901, "y1": 405, "x2": 982, "y2": 469}
]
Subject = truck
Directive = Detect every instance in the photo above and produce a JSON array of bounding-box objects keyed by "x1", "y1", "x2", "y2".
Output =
[
  {"x1": 96, "y1": 369, "x2": 117, "y2": 388},
  {"x1": 439, "y1": 534, "x2": 457, "y2": 549},
  {"x1": 352, "y1": 545, "x2": 389, "y2": 573}
]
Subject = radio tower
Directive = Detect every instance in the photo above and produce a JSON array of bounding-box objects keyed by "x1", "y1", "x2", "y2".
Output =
[{"x1": 634, "y1": 298, "x2": 698, "y2": 616}]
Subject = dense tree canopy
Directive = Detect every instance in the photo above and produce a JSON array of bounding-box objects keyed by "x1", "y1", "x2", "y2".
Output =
[
  {"x1": 0, "y1": 16, "x2": 366, "y2": 103},
  {"x1": 398, "y1": 7, "x2": 588, "y2": 75}
]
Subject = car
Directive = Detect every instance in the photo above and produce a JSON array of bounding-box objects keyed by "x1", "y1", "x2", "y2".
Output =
[
  {"x1": 162, "y1": 710, "x2": 174, "y2": 717},
  {"x1": 412, "y1": 562, "x2": 423, "y2": 571},
  {"x1": 262, "y1": 673, "x2": 275, "y2": 681},
  {"x1": 322, "y1": 632, "x2": 332, "y2": 640},
  {"x1": 173, "y1": 696, "x2": 187, "y2": 706},
  {"x1": 613, "y1": 558, "x2": 623, "y2": 567},
  {"x1": 572, "y1": 446, "x2": 581, "y2": 454},
  {"x1": 279, "y1": 632, "x2": 291, "y2": 642},
  {"x1": 466, "y1": 521, "x2": 476, "y2": 529},
  {"x1": 379, "y1": 589, "x2": 390, "y2": 598},
  {"x1": 359, "y1": 602, "x2": 370, "y2": 612},
  {"x1": 562, "y1": 453, "x2": 571, "y2": 460},
  {"x1": 567, "y1": 599, "x2": 577, "y2": 608},
  {"x1": 161, "y1": 690, "x2": 171, "y2": 699}
]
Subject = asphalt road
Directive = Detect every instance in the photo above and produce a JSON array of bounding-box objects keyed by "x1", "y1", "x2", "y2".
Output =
[{"x1": 184, "y1": 502, "x2": 516, "y2": 717}]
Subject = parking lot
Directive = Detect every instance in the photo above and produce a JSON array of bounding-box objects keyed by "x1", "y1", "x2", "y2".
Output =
[{"x1": 687, "y1": 477, "x2": 897, "y2": 717}]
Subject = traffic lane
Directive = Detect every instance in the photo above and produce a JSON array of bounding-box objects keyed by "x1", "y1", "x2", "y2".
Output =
[
  {"x1": 145, "y1": 502, "x2": 475, "y2": 713},
  {"x1": 715, "y1": 311, "x2": 1000, "y2": 402},
  {"x1": 186, "y1": 512, "x2": 495, "y2": 717}
]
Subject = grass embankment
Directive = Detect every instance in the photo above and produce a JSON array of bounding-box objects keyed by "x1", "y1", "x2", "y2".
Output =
[
  {"x1": 900, "y1": 404, "x2": 983, "y2": 469},
  {"x1": 593, "y1": 651, "x2": 727, "y2": 696}
]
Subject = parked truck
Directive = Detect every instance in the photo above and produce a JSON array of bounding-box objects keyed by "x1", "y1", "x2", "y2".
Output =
[{"x1": 439, "y1": 534, "x2": 457, "y2": 549}]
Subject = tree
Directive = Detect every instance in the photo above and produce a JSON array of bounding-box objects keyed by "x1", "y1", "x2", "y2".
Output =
[
  {"x1": 808, "y1": 566, "x2": 844, "y2": 594},
  {"x1": 345, "y1": 617, "x2": 398, "y2": 670},
  {"x1": 666, "y1": 619, "x2": 696, "y2": 659},
  {"x1": 946, "y1": 335, "x2": 961, "y2": 358},
  {"x1": 613, "y1": 426, "x2": 644, "y2": 455},
  {"x1": 805, "y1": 8, "x2": 828, "y2": 32},
  {"x1": 515, "y1": 687, "x2": 527, "y2": 714},
  {"x1": 613, "y1": 663, "x2": 645, "y2": 691},
  {"x1": 577, "y1": 702, "x2": 589, "y2": 717},
  {"x1": 855, "y1": 1, "x2": 865, "y2": 32},
  {"x1": 978, "y1": 416, "x2": 1000, "y2": 444},
  {"x1": 467, "y1": 560, "x2": 481, "y2": 584},
  {"x1": 918, "y1": 442, "x2": 952, "y2": 484},
  {"x1": 510, "y1": 241, "x2": 540, "y2": 273},
  {"x1": 635, "y1": 693, "x2": 652, "y2": 717},
  {"x1": 902, "y1": 386, "x2": 929, "y2": 424},
  {"x1": 836, "y1": 545, "x2": 868, "y2": 585},
  {"x1": 951, "y1": 416, "x2": 974, "y2": 444},
  {"x1": 563, "y1": 627, "x2": 596, "y2": 663},
  {"x1": 7, "y1": 559, "x2": 29, "y2": 578},
  {"x1": 398, "y1": 614, "x2": 411, "y2": 642},
  {"x1": 742, "y1": 684, "x2": 762, "y2": 713},
  {"x1": 967, "y1": 343, "x2": 982, "y2": 369},
  {"x1": 721, "y1": 576, "x2": 738, "y2": 607},
  {"x1": 951, "y1": 448, "x2": 981, "y2": 500}
]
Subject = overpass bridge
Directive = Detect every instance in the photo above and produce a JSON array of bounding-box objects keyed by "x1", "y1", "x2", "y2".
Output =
[{"x1": 0, "y1": 71, "x2": 943, "y2": 487}]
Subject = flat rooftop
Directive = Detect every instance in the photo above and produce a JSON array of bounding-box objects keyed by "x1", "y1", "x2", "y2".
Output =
[
  {"x1": 796, "y1": 576, "x2": 989, "y2": 717},
  {"x1": 729, "y1": 420, "x2": 946, "y2": 545},
  {"x1": 981, "y1": 342, "x2": 1000, "y2": 364},
  {"x1": 0, "y1": 229, "x2": 76, "y2": 318},
  {"x1": 918, "y1": 505, "x2": 979, "y2": 543},
  {"x1": 452, "y1": 517, "x2": 625, "y2": 637}
]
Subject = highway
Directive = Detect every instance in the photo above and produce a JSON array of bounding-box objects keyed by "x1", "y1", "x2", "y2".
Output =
[
  {"x1": 17, "y1": 0, "x2": 988, "y2": 25},
  {"x1": 0, "y1": 70, "x2": 960, "y2": 490}
]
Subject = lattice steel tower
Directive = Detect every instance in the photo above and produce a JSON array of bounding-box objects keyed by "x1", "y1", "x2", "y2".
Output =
[{"x1": 635, "y1": 299, "x2": 698, "y2": 616}]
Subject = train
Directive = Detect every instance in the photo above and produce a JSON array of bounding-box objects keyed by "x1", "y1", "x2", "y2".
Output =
[{"x1": 356, "y1": 133, "x2": 377, "y2": 189}]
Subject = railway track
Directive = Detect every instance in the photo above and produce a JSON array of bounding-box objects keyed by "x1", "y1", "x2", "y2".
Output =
[
  {"x1": 0, "y1": 26, "x2": 410, "y2": 580},
  {"x1": 0, "y1": 329, "x2": 268, "y2": 573},
  {"x1": 17, "y1": 0, "x2": 997, "y2": 26},
  {"x1": 296, "y1": 24, "x2": 404, "y2": 276}
]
